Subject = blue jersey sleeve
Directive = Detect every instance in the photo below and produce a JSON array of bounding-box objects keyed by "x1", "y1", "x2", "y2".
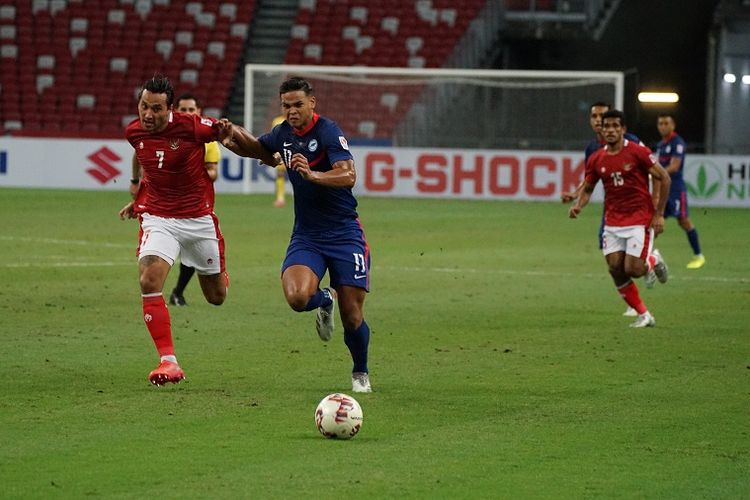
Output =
[
  {"x1": 258, "y1": 125, "x2": 281, "y2": 153},
  {"x1": 624, "y1": 132, "x2": 643, "y2": 146},
  {"x1": 670, "y1": 137, "x2": 686, "y2": 161},
  {"x1": 320, "y1": 121, "x2": 353, "y2": 164}
]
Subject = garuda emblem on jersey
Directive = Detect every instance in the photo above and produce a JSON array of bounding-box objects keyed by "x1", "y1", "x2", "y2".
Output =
[
  {"x1": 623, "y1": 163, "x2": 632, "y2": 171},
  {"x1": 169, "y1": 139, "x2": 180, "y2": 150}
]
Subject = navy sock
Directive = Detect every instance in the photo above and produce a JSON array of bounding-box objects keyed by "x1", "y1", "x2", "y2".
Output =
[
  {"x1": 686, "y1": 228, "x2": 702, "y2": 255},
  {"x1": 173, "y1": 263, "x2": 195, "y2": 295},
  {"x1": 344, "y1": 320, "x2": 370, "y2": 373},
  {"x1": 303, "y1": 288, "x2": 333, "y2": 312}
]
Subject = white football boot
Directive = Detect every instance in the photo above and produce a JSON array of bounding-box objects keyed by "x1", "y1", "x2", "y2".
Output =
[
  {"x1": 315, "y1": 288, "x2": 336, "y2": 342},
  {"x1": 652, "y1": 248, "x2": 669, "y2": 284},
  {"x1": 630, "y1": 311, "x2": 656, "y2": 328},
  {"x1": 623, "y1": 306, "x2": 638, "y2": 317},
  {"x1": 352, "y1": 372, "x2": 372, "y2": 393}
]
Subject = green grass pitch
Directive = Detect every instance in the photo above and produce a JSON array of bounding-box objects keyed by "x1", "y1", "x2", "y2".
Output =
[{"x1": 1, "y1": 188, "x2": 748, "y2": 498}]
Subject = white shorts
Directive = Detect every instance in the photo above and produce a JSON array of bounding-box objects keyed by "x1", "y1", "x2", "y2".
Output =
[
  {"x1": 602, "y1": 224, "x2": 653, "y2": 260},
  {"x1": 138, "y1": 213, "x2": 225, "y2": 275}
]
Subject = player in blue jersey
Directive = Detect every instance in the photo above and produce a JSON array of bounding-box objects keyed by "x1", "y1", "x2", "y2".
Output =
[
  {"x1": 220, "y1": 77, "x2": 372, "y2": 393},
  {"x1": 656, "y1": 113, "x2": 705, "y2": 269}
]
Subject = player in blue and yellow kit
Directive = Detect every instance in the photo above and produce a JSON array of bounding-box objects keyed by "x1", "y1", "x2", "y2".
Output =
[
  {"x1": 222, "y1": 77, "x2": 372, "y2": 393},
  {"x1": 656, "y1": 113, "x2": 705, "y2": 269}
]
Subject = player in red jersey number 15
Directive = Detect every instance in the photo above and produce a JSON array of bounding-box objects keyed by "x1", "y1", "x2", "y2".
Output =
[{"x1": 569, "y1": 110, "x2": 671, "y2": 328}]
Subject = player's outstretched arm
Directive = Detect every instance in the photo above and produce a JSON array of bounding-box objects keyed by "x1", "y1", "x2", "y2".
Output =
[
  {"x1": 569, "y1": 182, "x2": 594, "y2": 219},
  {"x1": 648, "y1": 162, "x2": 672, "y2": 234},
  {"x1": 561, "y1": 181, "x2": 584, "y2": 203},
  {"x1": 130, "y1": 153, "x2": 142, "y2": 199},
  {"x1": 216, "y1": 119, "x2": 276, "y2": 166},
  {"x1": 119, "y1": 201, "x2": 136, "y2": 220}
]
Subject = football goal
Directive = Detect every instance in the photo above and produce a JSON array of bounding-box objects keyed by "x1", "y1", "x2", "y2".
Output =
[{"x1": 243, "y1": 64, "x2": 624, "y2": 151}]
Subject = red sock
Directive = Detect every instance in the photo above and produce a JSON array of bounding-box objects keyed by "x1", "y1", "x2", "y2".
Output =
[
  {"x1": 617, "y1": 280, "x2": 648, "y2": 314},
  {"x1": 142, "y1": 294, "x2": 174, "y2": 356},
  {"x1": 646, "y1": 254, "x2": 656, "y2": 272}
]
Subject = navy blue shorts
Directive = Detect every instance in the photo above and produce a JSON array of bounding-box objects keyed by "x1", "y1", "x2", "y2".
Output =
[
  {"x1": 281, "y1": 222, "x2": 370, "y2": 291},
  {"x1": 664, "y1": 191, "x2": 689, "y2": 219}
]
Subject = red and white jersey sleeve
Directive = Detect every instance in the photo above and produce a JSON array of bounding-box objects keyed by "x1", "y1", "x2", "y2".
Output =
[
  {"x1": 585, "y1": 140, "x2": 656, "y2": 227},
  {"x1": 125, "y1": 112, "x2": 219, "y2": 218}
]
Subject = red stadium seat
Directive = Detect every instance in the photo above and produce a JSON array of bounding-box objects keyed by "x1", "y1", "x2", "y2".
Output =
[
  {"x1": 6, "y1": 0, "x2": 255, "y2": 136},
  {"x1": 283, "y1": 0, "x2": 486, "y2": 141}
]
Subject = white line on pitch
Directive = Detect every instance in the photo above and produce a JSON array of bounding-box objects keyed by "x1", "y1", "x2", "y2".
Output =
[
  {"x1": 0, "y1": 236, "x2": 131, "y2": 249},
  {"x1": 1, "y1": 261, "x2": 133, "y2": 268}
]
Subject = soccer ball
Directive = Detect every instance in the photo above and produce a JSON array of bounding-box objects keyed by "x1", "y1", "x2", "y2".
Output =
[{"x1": 314, "y1": 393, "x2": 363, "y2": 439}]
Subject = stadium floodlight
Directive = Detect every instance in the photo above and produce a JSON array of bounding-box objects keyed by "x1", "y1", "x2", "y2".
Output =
[
  {"x1": 244, "y1": 64, "x2": 624, "y2": 147},
  {"x1": 723, "y1": 73, "x2": 737, "y2": 83},
  {"x1": 742, "y1": 75, "x2": 750, "y2": 85},
  {"x1": 637, "y1": 92, "x2": 679, "y2": 103}
]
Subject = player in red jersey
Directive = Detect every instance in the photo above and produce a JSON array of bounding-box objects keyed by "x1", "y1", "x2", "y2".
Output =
[
  {"x1": 119, "y1": 75, "x2": 274, "y2": 385},
  {"x1": 569, "y1": 110, "x2": 671, "y2": 328}
]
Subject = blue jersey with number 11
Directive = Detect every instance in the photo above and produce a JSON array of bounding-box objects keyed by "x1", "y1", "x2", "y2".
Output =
[{"x1": 259, "y1": 113, "x2": 358, "y2": 234}]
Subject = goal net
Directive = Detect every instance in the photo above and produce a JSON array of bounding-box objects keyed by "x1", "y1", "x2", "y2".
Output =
[{"x1": 243, "y1": 64, "x2": 624, "y2": 151}]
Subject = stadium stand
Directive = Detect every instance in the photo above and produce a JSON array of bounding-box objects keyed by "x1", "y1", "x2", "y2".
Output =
[
  {"x1": 287, "y1": 0, "x2": 483, "y2": 68},
  {"x1": 0, "y1": 0, "x2": 487, "y2": 140},
  {"x1": 0, "y1": 0, "x2": 254, "y2": 136},
  {"x1": 283, "y1": 0, "x2": 487, "y2": 142}
]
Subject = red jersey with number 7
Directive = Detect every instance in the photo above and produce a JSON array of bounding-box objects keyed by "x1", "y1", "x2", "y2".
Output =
[
  {"x1": 584, "y1": 140, "x2": 656, "y2": 227},
  {"x1": 126, "y1": 112, "x2": 218, "y2": 218}
]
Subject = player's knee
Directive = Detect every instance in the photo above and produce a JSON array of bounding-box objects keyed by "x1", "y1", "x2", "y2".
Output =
[
  {"x1": 139, "y1": 274, "x2": 161, "y2": 294},
  {"x1": 286, "y1": 292, "x2": 309, "y2": 312},
  {"x1": 339, "y1": 306, "x2": 363, "y2": 332},
  {"x1": 204, "y1": 287, "x2": 226, "y2": 306},
  {"x1": 624, "y1": 262, "x2": 646, "y2": 278},
  {"x1": 341, "y1": 316, "x2": 362, "y2": 332},
  {"x1": 207, "y1": 294, "x2": 225, "y2": 306},
  {"x1": 606, "y1": 263, "x2": 622, "y2": 278}
]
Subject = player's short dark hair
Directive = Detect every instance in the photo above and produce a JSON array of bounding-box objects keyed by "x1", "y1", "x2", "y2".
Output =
[
  {"x1": 138, "y1": 75, "x2": 174, "y2": 106},
  {"x1": 279, "y1": 76, "x2": 314, "y2": 96},
  {"x1": 602, "y1": 109, "x2": 625, "y2": 126},
  {"x1": 177, "y1": 92, "x2": 202, "y2": 109},
  {"x1": 590, "y1": 101, "x2": 611, "y2": 109},
  {"x1": 657, "y1": 112, "x2": 675, "y2": 122}
]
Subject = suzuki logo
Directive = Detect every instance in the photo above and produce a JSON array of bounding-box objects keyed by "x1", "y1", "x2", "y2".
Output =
[{"x1": 86, "y1": 147, "x2": 122, "y2": 184}]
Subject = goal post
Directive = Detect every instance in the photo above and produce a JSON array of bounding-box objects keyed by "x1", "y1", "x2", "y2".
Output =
[{"x1": 243, "y1": 64, "x2": 624, "y2": 151}]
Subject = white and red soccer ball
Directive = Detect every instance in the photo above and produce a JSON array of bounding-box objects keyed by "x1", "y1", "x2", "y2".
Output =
[{"x1": 314, "y1": 393, "x2": 363, "y2": 439}]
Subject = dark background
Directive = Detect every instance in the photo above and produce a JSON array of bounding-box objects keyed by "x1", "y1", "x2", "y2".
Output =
[{"x1": 502, "y1": 0, "x2": 719, "y2": 150}]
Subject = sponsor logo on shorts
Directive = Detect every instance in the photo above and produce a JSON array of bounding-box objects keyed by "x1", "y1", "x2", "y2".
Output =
[{"x1": 354, "y1": 274, "x2": 367, "y2": 279}]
